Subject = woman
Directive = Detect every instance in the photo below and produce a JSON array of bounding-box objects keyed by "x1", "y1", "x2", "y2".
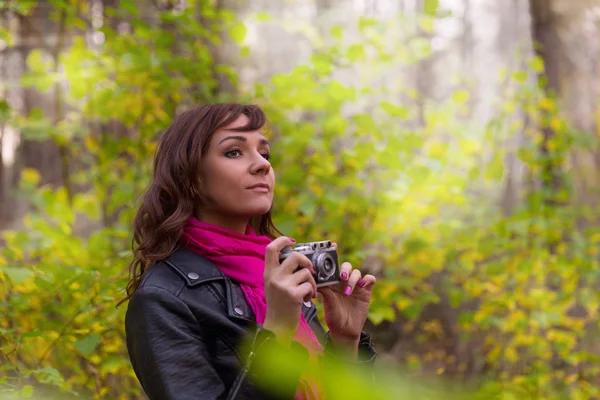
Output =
[{"x1": 122, "y1": 103, "x2": 377, "y2": 400}]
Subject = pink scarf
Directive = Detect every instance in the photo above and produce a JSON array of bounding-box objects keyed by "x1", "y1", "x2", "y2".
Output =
[{"x1": 181, "y1": 217, "x2": 323, "y2": 399}]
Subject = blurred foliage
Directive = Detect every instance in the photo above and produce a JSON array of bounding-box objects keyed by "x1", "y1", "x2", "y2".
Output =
[{"x1": 1, "y1": 0, "x2": 600, "y2": 399}]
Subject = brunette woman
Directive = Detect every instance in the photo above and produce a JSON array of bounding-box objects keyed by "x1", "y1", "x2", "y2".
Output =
[{"x1": 122, "y1": 104, "x2": 377, "y2": 399}]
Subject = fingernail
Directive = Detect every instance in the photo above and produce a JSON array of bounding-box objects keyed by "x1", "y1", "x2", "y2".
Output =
[
  {"x1": 344, "y1": 286, "x2": 352, "y2": 296},
  {"x1": 312, "y1": 264, "x2": 317, "y2": 273},
  {"x1": 359, "y1": 280, "x2": 366, "y2": 288},
  {"x1": 341, "y1": 272, "x2": 348, "y2": 280},
  {"x1": 290, "y1": 238, "x2": 296, "y2": 243}
]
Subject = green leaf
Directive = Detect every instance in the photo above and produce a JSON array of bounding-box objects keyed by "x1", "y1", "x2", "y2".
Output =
[
  {"x1": 452, "y1": 89, "x2": 470, "y2": 104},
  {"x1": 0, "y1": 28, "x2": 14, "y2": 47},
  {"x1": 311, "y1": 53, "x2": 332, "y2": 76},
  {"x1": 240, "y1": 45, "x2": 251, "y2": 58},
  {"x1": 26, "y1": 49, "x2": 50, "y2": 72},
  {"x1": 0, "y1": 100, "x2": 10, "y2": 123},
  {"x1": 0, "y1": 266, "x2": 34, "y2": 285},
  {"x1": 458, "y1": 311, "x2": 474, "y2": 325},
  {"x1": 380, "y1": 102, "x2": 409, "y2": 119},
  {"x1": 120, "y1": 0, "x2": 140, "y2": 16},
  {"x1": 229, "y1": 22, "x2": 247, "y2": 44},
  {"x1": 330, "y1": 26, "x2": 343, "y2": 40},
  {"x1": 32, "y1": 366, "x2": 64, "y2": 386},
  {"x1": 347, "y1": 44, "x2": 364, "y2": 62},
  {"x1": 529, "y1": 56, "x2": 544, "y2": 74},
  {"x1": 254, "y1": 11, "x2": 272, "y2": 21},
  {"x1": 100, "y1": 355, "x2": 126, "y2": 375},
  {"x1": 74, "y1": 334, "x2": 101, "y2": 357},
  {"x1": 21, "y1": 329, "x2": 42, "y2": 339},
  {"x1": 20, "y1": 385, "x2": 34, "y2": 398},
  {"x1": 323, "y1": 115, "x2": 347, "y2": 136},
  {"x1": 423, "y1": 0, "x2": 439, "y2": 16},
  {"x1": 501, "y1": 392, "x2": 518, "y2": 400},
  {"x1": 358, "y1": 17, "x2": 377, "y2": 31},
  {"x1": 512, "y1": 71, "x2": 529, "y2": 83}
]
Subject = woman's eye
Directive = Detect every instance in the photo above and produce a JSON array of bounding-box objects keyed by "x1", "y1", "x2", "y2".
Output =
[
  {"x1": 261, "y1": 152, "x2": 271, "y2": 161},
  {"x1": 225, "y1": 149, "x2": 241, "y2": 158}
]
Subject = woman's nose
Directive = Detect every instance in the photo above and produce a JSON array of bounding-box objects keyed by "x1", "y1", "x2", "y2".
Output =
[{"x1": 250, "y1": 153, "x2": 271, "y2": 175}]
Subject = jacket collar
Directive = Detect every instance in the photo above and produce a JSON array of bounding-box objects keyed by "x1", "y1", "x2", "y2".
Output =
[
  {"x1": 163, "y1": 248, "x2": 255, "y2": 323},
  {"x1": 164, "y1": 248, "x2": 224, "y2": 286}
]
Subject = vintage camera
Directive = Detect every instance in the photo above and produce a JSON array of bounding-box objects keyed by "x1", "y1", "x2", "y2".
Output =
[{"x1": 279, "y1": 240, "x2": 340, "y2": 287}]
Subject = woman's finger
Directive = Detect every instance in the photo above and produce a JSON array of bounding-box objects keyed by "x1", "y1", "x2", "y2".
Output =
[
  {"x1": 339, "y1": 261, "x2": 353, "y2": 281},
  {"x1": 357, "y1": 274, "x2": 377, "y2": 290},
  {"x1": 265, "y1": 236, "x2": 295, "y2": 269},
  {"x1": 294, "y1": 281, "x2": 315, "y2": 303},
  {"x1": 344, "y1": 268, "x2": 362, "y2": 296},
  {"x1": 280, "y1": 251, "x2": 314, "y2": 275},
  {"x1": 289, "y1": 267, "x2": 317, "y2": 298}
]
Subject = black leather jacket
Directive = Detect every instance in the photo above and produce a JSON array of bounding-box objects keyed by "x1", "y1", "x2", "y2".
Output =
[{"x1": 125, "y1": 248, "x2": 377, "y2": 400}]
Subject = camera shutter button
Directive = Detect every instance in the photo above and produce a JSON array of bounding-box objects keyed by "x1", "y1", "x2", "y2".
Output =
[{"x1": 303, "y1": 301, "x2": 312, "y2": 308}]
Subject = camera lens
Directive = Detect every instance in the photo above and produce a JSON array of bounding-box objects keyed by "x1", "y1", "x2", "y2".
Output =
[
  {"x1": 314, "y1": 253, "x2": 336, "y2": 280},
  {"x1": 323, "y1": 258, "x2": 333, "y2": 273}
]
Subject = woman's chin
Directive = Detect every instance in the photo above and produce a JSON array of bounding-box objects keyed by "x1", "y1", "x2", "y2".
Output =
[{"x1": 239, "y1": 202, "x2": 273, "y2": 217}]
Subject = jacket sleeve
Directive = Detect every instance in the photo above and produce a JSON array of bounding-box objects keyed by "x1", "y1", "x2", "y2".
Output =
[
  {"x1": 125, "y1": 286, "x2": 306, "y2": 400},
  {"x1": 125, "y1": 285, "x2": 228, "y2": 399}
]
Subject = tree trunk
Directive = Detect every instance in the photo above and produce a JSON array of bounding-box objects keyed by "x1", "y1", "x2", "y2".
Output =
[
  {"x1": 16, "y1": 1, "x2": 63, "y2": 188},
  {"x1": 529, "y1": 0, "x2": 563, "y2": 206},
  {"x1": 414, "y1": 0, "x2": 436, "y2": 126}
]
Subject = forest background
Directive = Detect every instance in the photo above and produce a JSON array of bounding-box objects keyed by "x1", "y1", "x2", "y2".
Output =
[{"x1": 1, "y1": 0, "x2": 600, "y2": 399}]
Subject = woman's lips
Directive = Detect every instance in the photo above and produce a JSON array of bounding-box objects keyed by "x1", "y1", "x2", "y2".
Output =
[
  {"x1": 246, "y1": 183, "x2": 270, "y2": 192},
  {"x1": 248, "y1": 186, "x2": 269, "y2": 193}
]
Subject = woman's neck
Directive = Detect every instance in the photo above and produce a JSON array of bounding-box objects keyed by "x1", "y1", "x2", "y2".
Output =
[{"x1": 194, "y1": 212, "x2": 250, "y2": 235}]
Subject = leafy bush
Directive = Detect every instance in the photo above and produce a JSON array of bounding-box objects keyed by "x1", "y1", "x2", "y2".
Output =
[{"x1": 1, "y1": 1, "x2": 599, "y2": 399}]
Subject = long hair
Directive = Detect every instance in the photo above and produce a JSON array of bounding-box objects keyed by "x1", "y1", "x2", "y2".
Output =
[{"x1": 117, "y1": 104, "x2": 281, "y2": 307}]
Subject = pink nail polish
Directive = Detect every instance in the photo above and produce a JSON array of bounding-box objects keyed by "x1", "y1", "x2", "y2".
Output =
[
  {"x1": 341, "y1": 272, "x2": 348, "y2": 280},
  {"x1": 344, "y1": 286, "x2": 352, "y2": 296},
  {"x1": 359, "y1": 280, "x2": 366, "y2": 288}
]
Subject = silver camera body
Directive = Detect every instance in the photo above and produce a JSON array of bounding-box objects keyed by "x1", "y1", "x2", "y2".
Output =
[{"x1": 279, "y1": 240, "x2": 340, "y2": 288}]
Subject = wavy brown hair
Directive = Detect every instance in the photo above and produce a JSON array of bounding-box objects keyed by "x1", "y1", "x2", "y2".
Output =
[{"x1": 117, "y1": 104, "x2": 281, "y2": 307}]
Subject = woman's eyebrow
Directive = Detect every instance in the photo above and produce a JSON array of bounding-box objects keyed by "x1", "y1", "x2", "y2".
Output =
[{"x1": 217, "y1": 136, "x2": 270, "y2": 146}]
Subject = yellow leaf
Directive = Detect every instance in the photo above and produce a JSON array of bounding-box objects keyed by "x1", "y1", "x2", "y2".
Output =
[
  {"x1": 566, "y1": 374, "x2": 577, "y2": 384},
  {"x1": 90, "y1": 354, "x2": 102, "y2": 365},
  {"x1": 505, "y1": 346, "x2": 518, "y2": 362},
  {"x1": 28, "y1": 297, "x2": 41, "y2": 309},
  {"x1": 540, "y1": 97, "x2": 554, "y2": 111},
  {"x1": 21, "y1": 168, "x2": 41, "y2": 185},
  {"x1": 488, "y1": 344, "x2": 501, "y2": 362},
  {"x1": 550, "y1": 117, "x2": 563, "y2": 131},
  {"x1": 85, "y1": 136, "x2": 99, "y2": 153}
]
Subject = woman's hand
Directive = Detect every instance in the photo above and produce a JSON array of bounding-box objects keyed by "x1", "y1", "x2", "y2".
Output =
[
  {"x1": 318, "y1": 261, "x2": 376, "y2": 358},
  {"x1": 263, "y1": 237, "x2": 317, "y2": 346}
]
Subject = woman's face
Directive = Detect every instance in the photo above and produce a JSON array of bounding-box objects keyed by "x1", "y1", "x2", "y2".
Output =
[{"x1": 197, "y1": 115, "x2": 275, "y2": 223}]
